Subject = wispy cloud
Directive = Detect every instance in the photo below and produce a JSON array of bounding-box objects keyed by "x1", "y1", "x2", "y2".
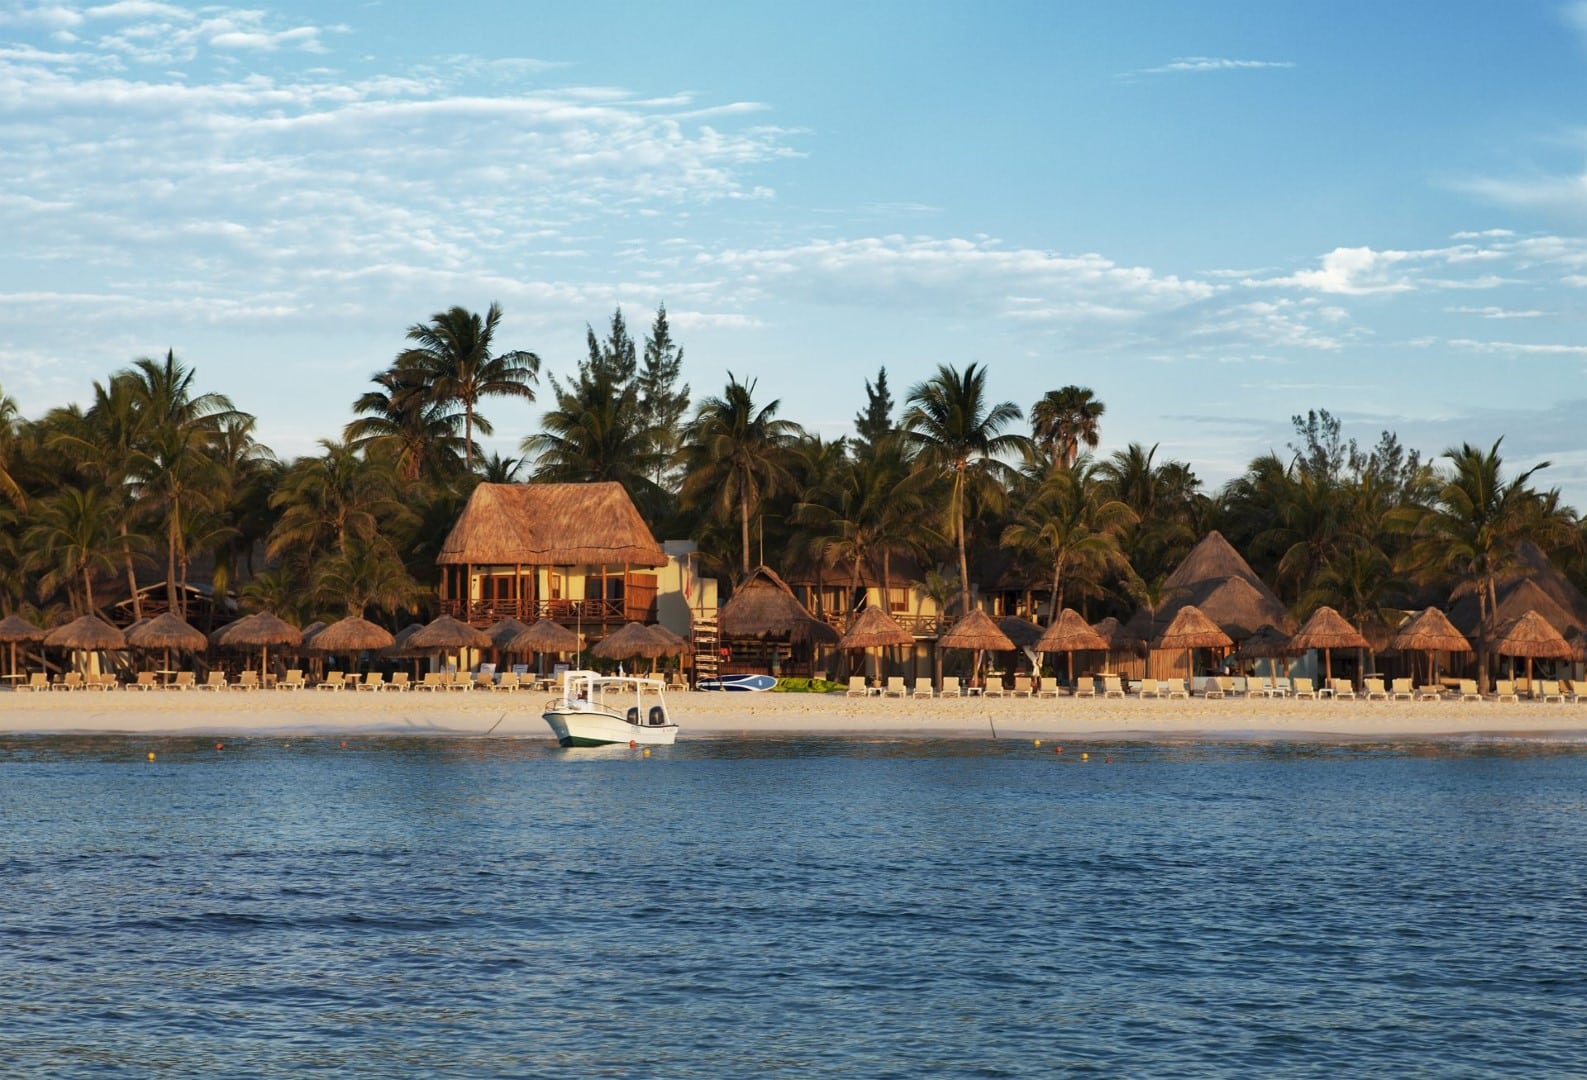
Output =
[
  {"x1": 1123, "y1": 56, "x2": 1295, "y2": 78},
  {"x1": 1445, "y1": 305, "x2": 1547, "y2": 319}
]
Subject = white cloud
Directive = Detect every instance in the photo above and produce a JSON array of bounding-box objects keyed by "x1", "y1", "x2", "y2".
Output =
[
  {"x1": 1449, "y1": 338, "x2": 1587, "y2": 357},
  {"x1": 1125, "y1": 56, "x2": 1295, "y2": 77},
  {"x1": 1258, "y1": 246, "x2": 1418, "y2": 295},
  {"x1": 1445, "y1": 305, "x2": 1547, "y2": 319}
]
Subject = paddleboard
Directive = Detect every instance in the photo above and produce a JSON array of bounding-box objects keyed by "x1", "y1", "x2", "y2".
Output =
[{"x1": 695, "y1": 674, "x2": 779, "y2": 692}]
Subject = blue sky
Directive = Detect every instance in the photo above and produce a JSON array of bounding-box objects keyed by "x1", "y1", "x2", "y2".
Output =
[{"x1": 2, "y1": 0, "x2": 1586, "y2": 501}]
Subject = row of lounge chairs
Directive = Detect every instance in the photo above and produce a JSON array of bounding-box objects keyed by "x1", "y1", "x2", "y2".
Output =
[{"x1": 838, "y1": 673, "x2": 1587, "y2": 701}]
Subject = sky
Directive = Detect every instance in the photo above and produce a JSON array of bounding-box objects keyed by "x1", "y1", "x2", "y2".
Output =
[{"x1": 2, "y1": 0, "x2": 1586, "y2": 502}]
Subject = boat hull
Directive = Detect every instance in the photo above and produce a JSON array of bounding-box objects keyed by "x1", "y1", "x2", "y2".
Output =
[{"x1": 543, "y1": 708, "x2": 678, "y2": 747}]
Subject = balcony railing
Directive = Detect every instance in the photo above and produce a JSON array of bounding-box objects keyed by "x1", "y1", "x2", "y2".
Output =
[
  {"x1": 439, "y1": 597, "x2": 653, "y2": 628},
  {"x1": 818, "y1": 611, "x2": 944, "y2": 637}
]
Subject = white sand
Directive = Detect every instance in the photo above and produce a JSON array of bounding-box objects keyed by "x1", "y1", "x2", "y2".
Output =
[{"x1": 4, "y1": 686, "x2": 1587, "y2": 742}]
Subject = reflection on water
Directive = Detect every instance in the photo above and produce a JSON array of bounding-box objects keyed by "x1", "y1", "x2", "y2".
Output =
[{"x1": 2, "y1": 735, "x2": 1585, "y2": 1075}]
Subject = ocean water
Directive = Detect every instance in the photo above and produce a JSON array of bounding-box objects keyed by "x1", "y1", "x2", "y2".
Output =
[{"x1": 2, "y1": 733, "x2": 1585, "y2": 1077}]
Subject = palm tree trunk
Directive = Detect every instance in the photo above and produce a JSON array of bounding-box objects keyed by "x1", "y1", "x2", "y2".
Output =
[
  {"x1": 167, "y1": 513, "x2": 181, "y2": 616},
  {"x1": 464, "y1": 403, "x2": 474, "y2": 471},
  {"x1": 122, "y1": 521, "x2": 142, "y2": 622},
  {"x1": 739, "y1": 491, "x2": 752, "y2": 580}
]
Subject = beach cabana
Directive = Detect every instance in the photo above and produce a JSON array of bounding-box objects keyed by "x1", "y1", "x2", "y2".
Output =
[
  {"x1": 1153, "y1": 604, "x2": 1232, "y2": 682},
  {"x1": 1388, "y1": 607, "x2": 1471, "y2": 686},
  {"x1": 507, "y1": 619, "x2": 584, "y2": 676},
  {"x1": 937, "y1": 610, "x2": 1015, "y2": 690},
  {"x1": 0, "y1": 613, "x2": 47, "y2": 679},
  {"x1": 593, "y1": 621, "x2": 667, "y2": 674},
  {"x1": 309, "y1": 616, "x2": 395, "y2": 677},
  {"x1": 1289, "y1": 606, "x2": 1370, "y2": 690},
  {"x1": 837, "y1": 606, "x2": 914, "y2": 686},
  {"x1": 716, "y1": 565, "x2": 839, "y2": 678},
  {"x1": 1492, "y1": 609, "x2": 1572, "y2": 688},
  {"x1": 1035, "y1": 608, "x2": 1107, "y2": 687},
  {"x1": 409, "y1": 614, "x2": 492, "y2": 674}
]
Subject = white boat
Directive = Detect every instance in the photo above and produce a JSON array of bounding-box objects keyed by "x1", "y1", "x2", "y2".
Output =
[{"x1": 541, "y1": 670, "x2": 678, "y2": 747}]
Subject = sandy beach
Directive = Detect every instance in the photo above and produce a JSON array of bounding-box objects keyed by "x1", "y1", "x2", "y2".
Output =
[{"x1": 4, "y1": 686, "x2": 1587, "y2": 741}]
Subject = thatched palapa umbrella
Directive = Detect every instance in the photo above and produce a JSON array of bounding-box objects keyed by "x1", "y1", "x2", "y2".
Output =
[
  {"x1": 1035, "y1": 608, "x2": 1107, "y2": 686},
  {"x1": 45, "y1": 614, "x2": 128, "y2": 676},
  {"x1": 1289, "y1": 606, "x2": 1370, "y2": 689},
  {"x1": 486, "y1": 617, "x2": 533, "y2": 658},
  {"x1": 410, "y1": 614, "x2": 492, "y2": 674},
  {"x1": 309, "y1": 616, "x2": 395, "y2": 676},
  {"x1": 1388, "y1": 607, "x2": 1471, "y2": 686},
  {"x1": 594, "y1": 621, "x2": 666, "y2": 673},
  {"x1": 215, "y1": 611, "x2": 303, "y2": 674},
  {"x1": 127, "y1": 611, "x2": 208, "y2": 679},
  {"x1": 838, "y1": 606, "x2": 913, "y2": 685},
  {"x1": 508, "y1": 619, "x2": 584, "y2": 675},
  {"x1": 936, "y1": 610, "x2": 1014, "y2": 690},
  {"x1": 1232, "y1": 622, "x2": 1299, "y2": 689},
  {"x1": 717, "y1": 566, "x2": 838, "y2": 677},
  {"x1": 0, "y1": 613, "x2": 47, "y2": 678},
  {"x1": 1492, "y1": 609, "x2": 1571, "y2": 688},
  {"x1": 1154, "y1": 604, "x2": 1232, "y2": 681}
]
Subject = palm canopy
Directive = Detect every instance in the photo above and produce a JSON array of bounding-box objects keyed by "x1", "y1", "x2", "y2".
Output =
[
  {"x1": 523, "y1": 365, "x2": 667, "y2": 520},
  {"x1": 1030, "y1": 385, "x2": 1104, "y2": 470},
  {"x1": 901, "y1": 362, "x2": 1029, "y2": 617},
  {"x1": 396, "y1": 302, "x2": 540, "y2": 470},
  {"x1": 679, "y1": 373, "x2": 805, "y2": 580}
]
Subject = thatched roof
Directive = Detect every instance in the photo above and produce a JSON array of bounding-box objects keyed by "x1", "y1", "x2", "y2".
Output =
[
  {"x1": 215, "y1": 612, "x2": 303, "y2": 649},
  {"x1": 44, "y1": 614, "x2": 127, "y2": 651},
  {"x1": 1127, "y1": 531, "x2": 1293, "y2": 641},
  {"x1": 1448, "y1": 540, "x2": 1587, "y2": 639},
  {"x1": 1234, "y1": 623, "x2": 1298, "y2": 660},
  {"x1": 310, "y1": 616, "x2": 395, "y2": 653},
  {"x1": 0, "y1": 614, "x2": 46, "y2": 643},
  {"x1": 938, "y1": 609, "x2": 1015, "y2": 652},
  {"x1": 593, "y1": 621, "x2": 665, "y2": 660},
  {"x1": 381, "y1": 623, "x2": 426, "y2": 659},
  {"x1": 485, "y1": 617, "x2": 533, "y2": 650},
  {"x1": 127, "y1": 612, "x2": 208, "y2": 651},
  {"x1": 436, "y1": 482, "x2": 665, "y2": 568},
  {"x1": 1389, "y1": 607, "x2": 1471, "y2": 655},
  {"x1": 409, "y1": 614, "x2": 491, "y2": 651},
  {"x1": 1290, "y1": 606, "x2": 1370, "y2": 652},
  {"x1": 507, "y1": 620, "x2": 583, "y2": 654},
  {"x1": 838, "y1": 606, "x2": 913, "y2": 650},
  {"x1": 1154, "y1": 605, "x2": 1233, "y2": 650},
  {"x1": 997, "y1": 616, "x2": 1046, "y2": 649},
  {"x1": 1089, "y1": 616, "x2": 1146, "y2": 656},
  {"x1": 719, "y1": 566, "x2": 838, "y2": 643},
  {"x1": 1492, "y1": 609, "x2": 1572, "y2": 659},
  {"x1": 649, "y1": 623, "x2": 692, "y2": 656},
  {"x1": 299, "y1": 620, "x2": 327, "y2": 649},
  {"x1": 1035, "y1": 608, "x2": 1108, "y2": 654},
  {"x1": 1570, "y1": 631, "x2": 1587, "y2": 664}
]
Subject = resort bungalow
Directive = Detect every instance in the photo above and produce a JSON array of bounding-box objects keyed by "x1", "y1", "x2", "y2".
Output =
[{"x1": 435, "y1": 482, "x2": 670, "y2": 630}]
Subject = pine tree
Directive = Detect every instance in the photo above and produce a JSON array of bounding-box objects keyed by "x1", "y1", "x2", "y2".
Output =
[
  {"x1": 853, "y1": 367, "x2": 893, "y2": 453},
  {"x1": 638, "y1": 304, "x2": 690, "y2": 486},
  {"x1": 580, "y1": 308, "x2": 637, "y2": 387}
]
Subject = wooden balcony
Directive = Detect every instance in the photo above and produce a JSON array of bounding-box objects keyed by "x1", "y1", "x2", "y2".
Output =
[
  {"x1": 439, "y1": 597, "x2": 656, "y2": 628},
  {"x1": 819, "y1": 611, "x2": 944, "y2": 637}
]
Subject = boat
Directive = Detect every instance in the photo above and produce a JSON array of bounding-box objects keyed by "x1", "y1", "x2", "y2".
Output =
[
  {"x1": 695, "y1": 673, "x2": 778, "y2": 692},
  {"x1": 541, "y1": 669, "x2": 678, "y2": 747}
]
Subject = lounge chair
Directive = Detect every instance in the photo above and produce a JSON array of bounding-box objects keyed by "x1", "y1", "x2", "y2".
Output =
[
  {"x1": 1535, "y1": 679, "x2": 1565, "y2": 703},
  {"x1": 982, "y1": 677, "x2": 1007, "y2": 698},
  {"x1": 1415, "y1": 684, "x2": 1443, "y2": 701},
  {"x1": 87, "y1": 672, "x2": 116, "y2": 690},
  {"x1": 16, "y1": 672, "x2": 50, "y2": 692},
  {"x1": 130, "y1": 671, "x2": 158, "y2": 691},
  {"x1": 1200, "y1": 676, "x2": 1225, "y2": 699},
  {"x1": 845, "y1": 676, "x2": 870, "y2": 698},
  {"x1": 939, "y1": 676, "x2": 962, "y2": 699},
  {"x1": 1243, "y1": 677, "x2": 1268, "y2": 698},
  {"x1": 1491, "y1": 679, "x2": 1519, "y2": 703},
  {"x1": 474, "y1": 671, "x2": 496, "y2": 690},
  {"x1": 493, "y1": 672, "x2": 519, "y2": 692},
  {"x1": 1457, "y1": 679, "x2": 1481, "y2": 702},
  {"x1": 388, "y1": 672, "x2": 410, "y2": 692},
  {"x1": 357, "y1": 671, "x2": 386, "y2": 692},
  {"x1": 60, "y1": 672, "x2": 85, "y2": 691},
  {"x1": 1390, "y1": 678, "x2": 1414, "y2": 701},
  {"x1": 1165, "y1": 679, "x2": 1190, "y2": 699},
  {"x1": 233, "y1": 670, "x2": 261, "y2": 691},
  {"x1": 882, "y1": 676, "x2": 907, "y2": 698},
  {"x1": 169, "y1": 671, "x2": 196, "y2": 691},
  {"x1": 317, "y1": 671, "x2": 343, "y2": 691},
  {"x1": 1270, "y1": 677, "x2": 1292, "y2": 698},
  {"x1": 448, "y1": 671, "x2": 473, "y2": 691},
  {"x1": 277, "y1": 669, "x2": 305, "y2": 691},
  {"x1": 415, "y1": 671, "x2": 445, "y2": 692},
  {"x1": 1329, "y1": 678, "x2": 1357, "y2": 700},
  {"x1": 1567, "y1": 679, "x2": 1587, "y2": 703},
  {"x1": 1072, "y1": 677, "x2": 1096, "y2": 699},
  {"x1": 1035, "y1": 677, "x2": 1060, "y2": 699},
  {"x1": 910, "y1": 677, "x2": 934, "y2": 699},
  {"x1": 1291, "y1": 677, "x2": 1317, "y2": 700},
  {"x1": 198, "y1": 671, "x2": 227, "y2": 691},
  {"x1": 1361, "y1": 677, "x2": 1387, "y2": 700},
  {"x1": 1009, "y1": 675, "x2": 1032, "y2": 699},
  {"x1": 1102, "y1": 675, "x2": 1125, "y2": 699},
  {"x1": 1136, "y1": 678, "x2": 1161, "y2": 699}
]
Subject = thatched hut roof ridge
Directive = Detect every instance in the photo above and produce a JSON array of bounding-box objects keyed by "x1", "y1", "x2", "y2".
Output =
[
  {"x1": 437, "y1": 482, "x2": 666, "y2": 568},
  {"x1": 1035, "y1": 609, "x2": 1108, "y2": 654},
  {"x1": 938, "y1": 610, "x2": 1015, "y2": 652},
  {"x1": 838, "y1": 606, "x2": 914, "y2": 650},
  {"x1": 719, "y1": 565, "x2": 838, "y2": 643},
  {"x1": 1290, "y1": 606, "x2": 1370, "y2": 652},
  {"x1": 1492, "y1": 609, "x2": 1573, "y2": 659},
  {"x1": 1154, "y1": 605, "x2": 1233, "y2": 650}
]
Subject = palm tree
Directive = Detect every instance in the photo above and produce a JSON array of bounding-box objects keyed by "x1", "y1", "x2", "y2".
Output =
[
  {"x1": 396, "y1": 302, "x2": 539, "y2": 471},
  {"x1": 21, "y1": 486, "x2": 133, "y2": 616},
  {"x1": 524, "y1": 366, "x2": 667, "y2": 518},
  {"x1": 1396, "y1": 438, "x2": 1551, "y2": 692},
  {"x1": 1303, "y1": 542, "x2": 1405, "y2": 676},
  {"x1": 268, "y1": 440, "x2": 409, "y2": 566},
  {"x1": 311, "y1": 539, "x2": 425, "y2": 620},
  {"x1": 1001, "y1": 458, "x2": 1137, "y2": 619},
  {"x1": 0, "y1": 384, "x2": 24, "y2": 509},
  {"x1": 1031, "y1": 385, "x2": 1104, "y2": 470},
  {"x1": 901, "y1": 362, "x2": 1029, "y2": 617},
  {"x1": 679, "y1": 374, "x2": 804, "y2": 580},
  {"x1": 346, "y1": 364, "x2": 467, "y2": 482}
]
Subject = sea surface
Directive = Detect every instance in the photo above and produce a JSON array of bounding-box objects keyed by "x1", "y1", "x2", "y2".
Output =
[{"x1": 2, "y1": 731, "x2": 1585, "y2": 1077}]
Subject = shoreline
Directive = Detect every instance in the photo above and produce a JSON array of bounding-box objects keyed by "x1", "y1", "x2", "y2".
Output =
[{"x1": 4, "y1": 688, "x2": 1587, "y2": 742}]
